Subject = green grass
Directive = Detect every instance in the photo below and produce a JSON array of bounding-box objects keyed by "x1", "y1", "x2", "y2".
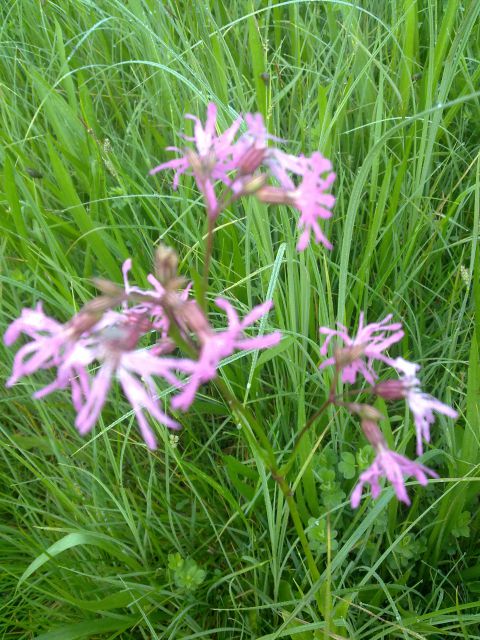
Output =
[{"x1": 1, "y1": 0, "x2": 479, "y2": 638}]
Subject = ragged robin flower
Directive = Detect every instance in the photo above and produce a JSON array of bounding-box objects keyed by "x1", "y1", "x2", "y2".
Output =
[
  {"x1": 350, "y1": 417, "x2": 438, "y2": 508},
  {"x1": 319, "y1": 313, "x2": 404, "y2": 384}
]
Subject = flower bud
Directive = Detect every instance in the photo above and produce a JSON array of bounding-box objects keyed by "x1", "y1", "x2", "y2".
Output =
[
  {"x1": 256, "y1": 185, "x2": 289, "y2": 204},
  {"x1": 348, "y1": 403, "x2": 384, "y2": 421},
  {"x1": 176, "y1": 300, "x2": 211, "y2": 338},
  {"x1": 155, "y1": 244, "x2": 179, "y2": 286},
  {"x1": 237, "y1": 146, "x2": 266, "y2": 174},
  {"x1": 241, "y1": 174, "x2": 268, "y2": 195},
  {"x1": 373, "y1": 379, "x2": 407, "y2": 400},
  {"x1": 68, "y1": 300, "x2": 112, "y2": 336},
  {"x1": 361, "y1": 419, "x2": 386, "y2": 449},
  {"x1": 91, "y1": 278, "x2": 123, "y2": 297}
]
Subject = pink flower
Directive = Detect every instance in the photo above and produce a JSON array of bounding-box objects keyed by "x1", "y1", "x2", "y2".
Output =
[
  {"x1": 149, "y1": 103, "x2": 336, "y2": 248},
  {"x1": 4, "y1": 304, "x2": 182, "y2": 449},
  {"x1": 149, "y1": 103, "x2": 242, "y2": 218},
  {"x1": 293, "y1": 154, "x2": 335, "y2": 251},
  {"x1": 351, "y1": 444, "x2": 438, "y2": 508},
  {"x1": 392, "y1": 357, "x2": 458, "y2": 455},
  {"x1": 121, "y1": 258, "x2": 169, "y2": 333},
  {"x1": 121, "y1": 258, "x2": 192, "y2": 340},
  {"x1": 230, "y1": 112, "x2": 277, "y2": 173},
  {"x1": 170, "y1": 299, "x2": 282, "y2": 411},
  {"x1": 258, "y1": 151, "x2": 336, "y2": 251},
  {"x1": 63, "y1": 322, "x2": 182, "y2": 449},
  {"x1": 319, "y1": 313, "x2": 404, "y2": 384},
  {"x1": 5, "y1": 303, "x2": 81, "y2": 389}
]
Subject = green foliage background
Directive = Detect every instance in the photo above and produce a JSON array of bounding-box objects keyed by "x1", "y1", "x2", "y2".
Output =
[{"x1": 0, "y1": 0, "x2": 479, "y2": 638}]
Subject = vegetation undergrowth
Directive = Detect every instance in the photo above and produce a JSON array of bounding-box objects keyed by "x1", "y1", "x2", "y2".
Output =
[{"x1": 0, "y1": 1, "x2": 479, "y2": 638}]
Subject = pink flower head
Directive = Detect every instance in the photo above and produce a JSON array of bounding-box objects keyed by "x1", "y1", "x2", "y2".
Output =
[
  {"x1": 4, "y1": 303, "x2": 80, "y2": 389},
  {"x1": 224, "y1": 112, "x2": 278, "y2": 195},
  {"x1": 319, "y1": 313, "x2": 404, "y2": 384},
  {"x1": 4, "y1": 288, "x2": 183, "y2": 449},
  {"x1": 149, "y1": 103, "x2": 337, "y2": 247},
  {"x1": 24, "y1": 311, "x2": 180, "y2": 449},
  {"x1": 121, "y1": 258, "x2": 192, "y2": 341},
  {"x1": 149, "y1": 103, "x2": 242, "y2": 218},
  {"x1": 63, "y1": 321, "x2": 182, "y2": 449},
  {"x1": 351, "y1": 444, "x2": 438, "y2": 508},
  {"x1": 231, "y1": 112, "x2": 277, "y2": 169},
  {"x1": 392, "y1": 357, "x2": 458, "y2": 455},
  {"x1": 170, "y1": 299, "x2": 282, "y2": 411},
  {"x1": 293, "y1": 154, "x2": 336, "y2": 251},
  {"x1": 121, "y1": 258, "x2": 169, "y2": 334},
  {"x1": 259, "y1": 151, "x2": 336, "y2": 251}
]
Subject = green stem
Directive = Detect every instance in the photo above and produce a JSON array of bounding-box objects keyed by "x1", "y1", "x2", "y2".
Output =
[
  {"x1": 203, "y1": 216, "x2": 215, "y2": 283},
  {"x1": 163, "y1": 278, "x2": 325, "y2": 608},
  {"x1": 280, "y1": 369, "x2": 339, "y2": 476},
  {"x1": 200, "y1": 215, "x2": 215, "y2": 311},
  {"x1": 214, "y1": 379, "x2": 322, "y2": 605},
  {"x1": 200, "y1": 186, "x2": 245, "y2": 310},
  {"x1": 215, "y1": 378, "x2": 276, "y2": 466},
  {"x1": 162, "y1": 308, "x2": 197, "y2": 358},
  {"x1": 276, "y1": 473, "x2": 321, "y2": 583}
]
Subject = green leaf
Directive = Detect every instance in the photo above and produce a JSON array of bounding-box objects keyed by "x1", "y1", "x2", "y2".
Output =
[
  {"x1": 338, "y1": 452, "x2": 356, "y2": 479},
  {"x1": 18, "y1": 532, "x2": 141, "y2": 587},
  {"x1": 224, "y1": 454, "x2": 259, "y2": 502},
  {"x1": 34, "y1": 616, "x2": 139, "y2": 640},
  {"x1": 451, "y1": 512, "x2": 471, "y2": 539},
  {"x1": 167, "y1": 552, "x2": 184, "y2": 571}
]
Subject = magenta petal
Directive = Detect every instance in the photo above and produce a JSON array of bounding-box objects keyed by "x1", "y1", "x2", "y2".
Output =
[
  {"x1": 75, "y1": 363, "x2": 113, "y2": 435},
  {"x1": 350, "y1": 446, "x2": 437, "y2": 508},
  {"x1": 350, "y1": 482, "x2": 364, "y2": 508},
  {"x1": 171, "y1": 380, "x2": 201, "y2": 412},
  {"x1": 296, "y1": 230, "x2": 310, "y2": 252},
  {"x1": 235, "y1": 332, "x2": 282, "y2": 350},
  {"x1": 117, "y1": 369, "x2": 179, "y2": 448},
  {"x1": 215, "y1": 298, "x2": 240, "y2": 327},
  {"x1": 240, "y1": 300, "x2": 273, "y2": 327},
  {"x1": 319, "y1": 314, "x2": 404, "y2": 384},
  {"x1": 149, "y1": 157, "x2": 187, "y2": 176}
]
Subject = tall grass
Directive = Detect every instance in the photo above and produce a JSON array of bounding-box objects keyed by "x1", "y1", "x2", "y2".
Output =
[{"x1": 0, "y1": 1, "x2": 479, "y2": 638}]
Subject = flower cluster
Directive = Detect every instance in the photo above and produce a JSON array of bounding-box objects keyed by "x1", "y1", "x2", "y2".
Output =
[
  {"x1": 150, "y1": 103, "x2": 336, "y2": 251},
  {"x1": 320, "y1": 315, "x2": 457, "y2": 507},
  {"x1": 4, "y1": 252, "x2": 280, "y2": 449},
  {"x1": 3, "y1": 103, "x2": 459, "y2": 517}
]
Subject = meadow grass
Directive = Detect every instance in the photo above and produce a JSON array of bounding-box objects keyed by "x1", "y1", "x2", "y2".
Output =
[{"x1": 0, "y1": 0, "x2": 479, "y2": 638}]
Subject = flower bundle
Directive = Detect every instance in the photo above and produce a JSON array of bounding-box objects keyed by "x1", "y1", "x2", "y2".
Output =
[{"x1": 5, "y1": 104, "x2": 457, "y2": 512}]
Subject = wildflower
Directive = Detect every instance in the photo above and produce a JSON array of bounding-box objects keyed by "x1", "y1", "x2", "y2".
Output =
[
  {"x1": 230, "y1": 112, "x2": 275, "y2": 178},
  {"x1": 392, "y1": 357, "x2": 458, "y2": 455},
  {"x1": 4, "y1": 303, "x2": 98, "y2": 391},
  {"x1": 68, "y1": 321, "x2": 182, "y2": 449},
  {"x1": 5, "y1": 303, "x2": 182, "y2": 448},
  {"x1": 348, "y1": 404, "x2": 384, "y2": 422},
  {"x1": 149, "y1": 103, "x2": 242, "y2": 218},
  {"x1": 4, "y1": 256, "x2": 191, "y2": 449},
  {"x1": 170, "y1": 298, "x2": 281, "y2": 410},
  {"x1": 121, "y1": 257, "x2": 192, "y2": 337},
  {"x1": 258, "y1": 151, "x2": 336, "y2": 251},
  {"x1": 150, "y1": 103, "x2": 336, "y2": 249},
  {"x1": 351, "y1": 417, "x2": 438, "y2": 507},
  {"x1": 319, "y1": 313, "x2": 404, "y2": 384},
  {"x1": 351, "y1": 444, "x2": 438, "y2": 508}
]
